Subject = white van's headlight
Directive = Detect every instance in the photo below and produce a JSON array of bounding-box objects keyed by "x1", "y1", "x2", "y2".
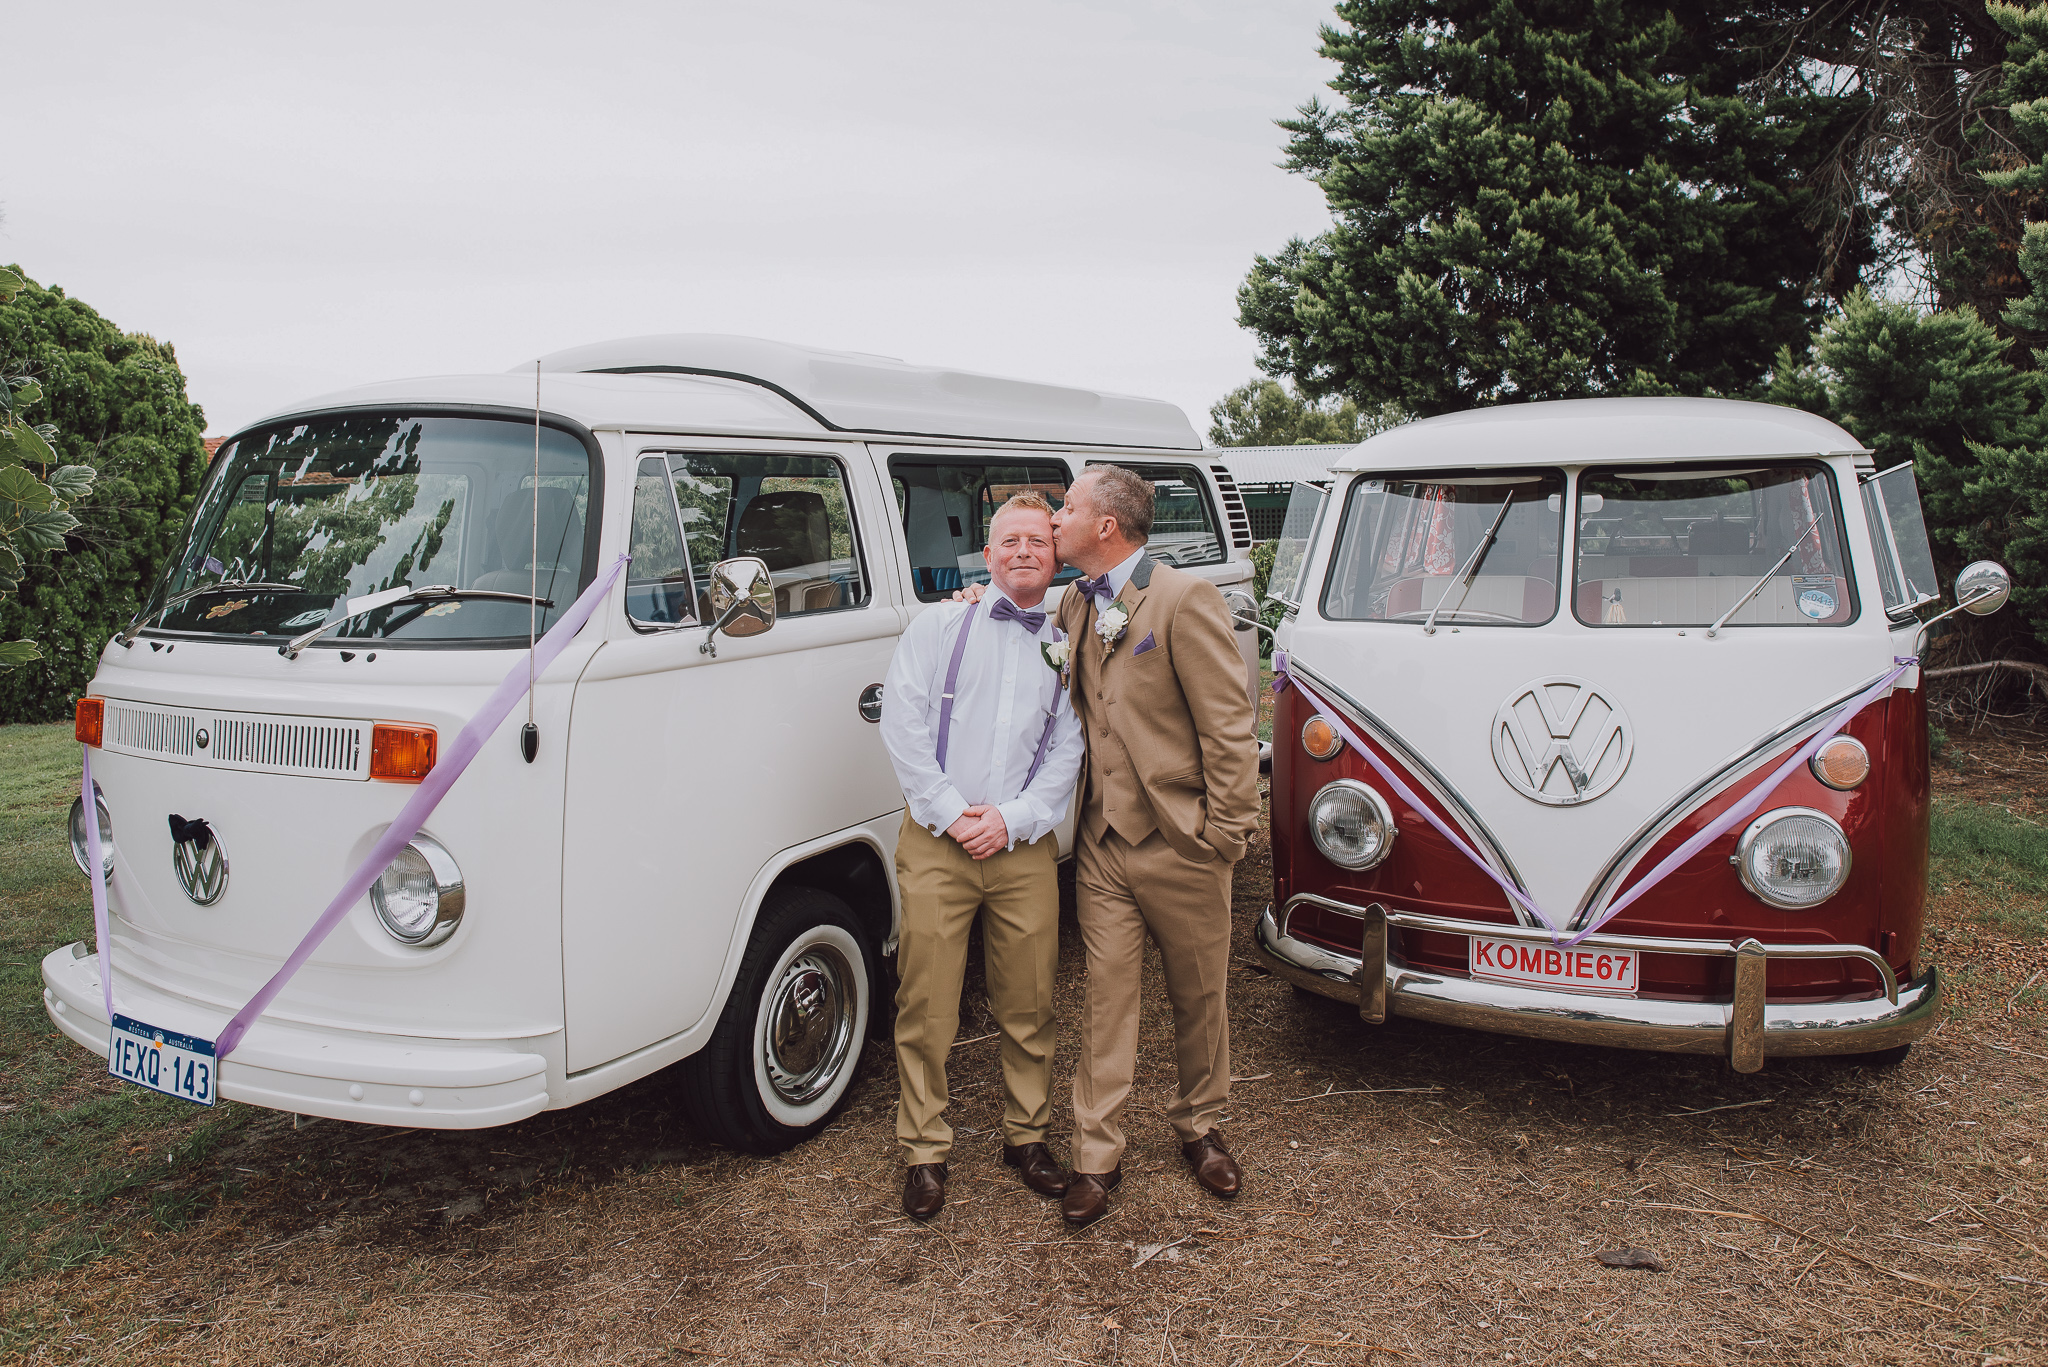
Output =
[
  {"x1": 68, "y1": 792, "x2": 114, "y2": 879},
  {"x1": 1308, "y1": 779, "x2": 1397, "y2": 870},
  {"x1": 1735, "y1": 807, "x2": 1850, "y2": 910},
  {"x1": 370, "y1": 834, "x2": 465, "y2": 946}
]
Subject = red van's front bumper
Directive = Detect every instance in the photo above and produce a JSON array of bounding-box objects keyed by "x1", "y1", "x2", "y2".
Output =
[{"x1": 1254, "y1": 896, "x2": 1941, "y2": 1072}]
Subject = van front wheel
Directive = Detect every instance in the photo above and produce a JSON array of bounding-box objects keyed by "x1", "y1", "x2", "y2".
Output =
[{"x1": 679, "y1": 887, "x2": 873, "y2": 1153}]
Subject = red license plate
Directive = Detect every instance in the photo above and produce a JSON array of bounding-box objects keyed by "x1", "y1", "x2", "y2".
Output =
[{"x1": 1469, "y1": 937, "x2": 1638, "y2": 997}]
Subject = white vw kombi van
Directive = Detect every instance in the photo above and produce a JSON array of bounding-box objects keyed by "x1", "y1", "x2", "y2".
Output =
[{"x1": 44, "y1": 336, "x2": 1260, "y2": 1151}]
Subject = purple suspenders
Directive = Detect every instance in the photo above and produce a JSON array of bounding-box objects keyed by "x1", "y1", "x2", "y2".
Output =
[
  {"x1": 932, "y1": 603, "x2": 978, "y2": 770},
  {"x1": 931, "y1": 601, "x2": 1063, "y2": 792}
]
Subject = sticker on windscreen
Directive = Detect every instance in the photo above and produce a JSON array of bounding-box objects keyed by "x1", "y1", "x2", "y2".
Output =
[{"x1": 1793, "y1": 575, "x2": 1837, "y2": 620}]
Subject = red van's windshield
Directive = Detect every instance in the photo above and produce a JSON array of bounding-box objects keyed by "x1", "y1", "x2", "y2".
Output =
[{"x1": 140, "y1": 413, "x2": 594, "y2": 646}]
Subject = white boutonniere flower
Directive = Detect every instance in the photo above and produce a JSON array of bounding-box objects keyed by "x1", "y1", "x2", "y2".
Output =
[
  {"x1": 1041, "y1": 635, "x2": 1071, "y2": 676},
  {"x1": 1096, "y1": 600, "x2": 1130, "y2": 657}
]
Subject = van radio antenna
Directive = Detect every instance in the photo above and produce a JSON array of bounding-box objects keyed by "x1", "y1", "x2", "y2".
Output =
[{"x1": 521, "y1": 361, "x2": 541, "y2": 763}]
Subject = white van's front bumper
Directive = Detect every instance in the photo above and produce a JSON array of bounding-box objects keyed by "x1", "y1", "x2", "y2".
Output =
[
  {"x1": 43, "y1": 942, "x2": 553, "y2": 1128},
  {"x1": 1255, "y1": 898, "x2": 1941, "y2": 1072}
]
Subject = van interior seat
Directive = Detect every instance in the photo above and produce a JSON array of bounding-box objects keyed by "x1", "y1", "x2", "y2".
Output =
[
  {"x1": 736, "y1": 489, "x2": 836, "y2": 613},
  {"x1": 474, "y1": 487, "x2": 583, "y2": 594}
]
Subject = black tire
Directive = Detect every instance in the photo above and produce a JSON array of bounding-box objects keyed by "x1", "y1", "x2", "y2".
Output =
[
  {"x1": 679, "y1": 886, "x2": 874, "y2": 1153},
  {"x1": 1841, "y1": 1043, "x2": 1912, "y2": 1070}
]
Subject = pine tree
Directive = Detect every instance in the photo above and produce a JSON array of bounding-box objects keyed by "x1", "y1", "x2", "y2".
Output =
[{"x1": 1238, "y1": 0, "x2": 1874, "y2": 416}]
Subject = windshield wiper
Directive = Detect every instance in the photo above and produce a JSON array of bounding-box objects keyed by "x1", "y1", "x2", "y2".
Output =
[
  {"x1": 1705, "y1": 509, "x2": 1826, "y2": 638},
  {"x1": 119, "y1": 580, "x2": 305, "y2": 645},
  {"x1": 1423, "y1": 493, "x2": 1516, "y2": 636},
  {"x1": 280, "y1": 584, "x2": 555, "y2": 659}
]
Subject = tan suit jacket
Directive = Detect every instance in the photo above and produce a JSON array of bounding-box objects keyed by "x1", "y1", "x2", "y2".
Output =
[{"x1": 1057, "y1": 555, "x2": 1259, "y2": 864}]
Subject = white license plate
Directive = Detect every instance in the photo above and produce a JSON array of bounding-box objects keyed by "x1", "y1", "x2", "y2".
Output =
[
  {"x1": 107, "y1": 1014, "x2": 216, "y2": 1106},
  {"x1": 1469, "y1": 938, "x2": 1638, "y2": 997}
]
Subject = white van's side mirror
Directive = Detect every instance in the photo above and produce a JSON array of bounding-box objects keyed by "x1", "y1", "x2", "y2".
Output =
[
  {"x1": 700, "y1": 556, "x2": 776, "y2": 657},
  {"x1": 1955, "y1": 560, "x2": 2011, "y2": 616}
]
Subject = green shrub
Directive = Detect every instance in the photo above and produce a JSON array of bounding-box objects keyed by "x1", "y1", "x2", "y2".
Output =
[{"x1": 0, "y1": 269, "x2": 207, "y2": 721}]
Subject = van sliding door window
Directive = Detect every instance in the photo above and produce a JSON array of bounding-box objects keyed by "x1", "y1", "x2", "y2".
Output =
[
  {"x1": 1322, "y1": 470, "x2": 1564, "y2": 625},
  {"x1": 889, "y1": 458, "x2": 1073, "y2": 602},
  {"x1": 653, "y1": 451, "x2": 868, "y2": 618},
  {"x1": 1574, "y1": 464, "x2": 1855, "y2": 627},
  {"x1": 1090, "y1": 463, "x2": 1227, "y2": 568}
]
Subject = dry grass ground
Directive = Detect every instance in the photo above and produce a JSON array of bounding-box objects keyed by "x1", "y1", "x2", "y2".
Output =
[{"x1": 2, "y1": 715, "x2": 2044, "y2": 1367}]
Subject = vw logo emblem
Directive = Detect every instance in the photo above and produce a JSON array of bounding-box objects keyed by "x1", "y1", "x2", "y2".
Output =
[
  {"x1": 1490, "y1": 676, "x2": 1633, "y2": 806},
  {"x1": 169, "y1": 817, "x2": 229, "y2": 905}
]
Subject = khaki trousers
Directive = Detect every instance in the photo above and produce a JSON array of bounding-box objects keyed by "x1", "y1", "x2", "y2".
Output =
[
  {"x1": 892, "y1": 812, "x2": 1060, "y2": 1165},
  {"x1": 1070, "y1": 828, "x2": 1234, "y2": 1173}
]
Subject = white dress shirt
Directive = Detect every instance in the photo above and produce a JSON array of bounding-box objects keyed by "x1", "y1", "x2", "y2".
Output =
[
  {"x1": 880, "y1": 586, "x2": 1085, "y2": 849},
  {"x1": 1099, "y1": 546, "x2": 1146, "y2": 598}
]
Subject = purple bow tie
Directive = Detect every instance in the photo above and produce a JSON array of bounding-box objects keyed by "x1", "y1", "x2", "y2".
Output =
[
  {"x1": 987, "y1": 597, "x2": 1046, "y2": 633},
  {"x1": 1073, "y1": 575, "x2": 1114, "y2": 604}
]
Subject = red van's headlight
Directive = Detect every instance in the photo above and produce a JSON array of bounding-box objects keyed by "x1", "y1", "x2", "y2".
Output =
[
  {"x1": 1735, "y1": 807, "x2": 1851, "y2": 910},
  {"x1": 1308, "y1": 780, "x2": 1397, "y2": 870}
]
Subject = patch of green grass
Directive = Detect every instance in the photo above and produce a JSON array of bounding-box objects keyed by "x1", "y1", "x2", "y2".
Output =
[
  {"x1": 0, "y1": 722, "x2": 256, "y2": 1284},
  {"x1": 1929, "y1": 799, "x2": 2048, "y2": 938}
]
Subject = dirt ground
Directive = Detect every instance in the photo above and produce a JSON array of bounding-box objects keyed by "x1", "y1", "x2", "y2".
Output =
[{"x1": 4, "y1": 726, "x2": 2046, "y2": 1366}]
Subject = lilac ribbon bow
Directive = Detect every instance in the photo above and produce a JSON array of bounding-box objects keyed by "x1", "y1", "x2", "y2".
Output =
[
  {"x1": 987, "y1": 597, "x2": 1047, "y2": 633},
  {"x1": 1073, "y1": 575, "x2": 1113, "y2": 605}
]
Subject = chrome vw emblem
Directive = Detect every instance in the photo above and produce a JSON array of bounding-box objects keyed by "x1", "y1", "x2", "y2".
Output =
[
  {"x1": 1490, "y1": 676, "x2": 1633, "y2": 806},
  {"x1": 168, "y1": 814, "x2": 229, "y2": 905}
]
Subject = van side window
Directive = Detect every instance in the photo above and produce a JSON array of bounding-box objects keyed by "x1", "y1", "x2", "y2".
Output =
[
  {"x1": 626, "y1": 456, "x2": 695, "y2": 626},
  {"x1": 888, "y1": 458, "x2": 1073, "y2": 602},
  {"x1": 656, "y1": 451, "x2": 868, "y2": 618},
  {"x1": 1090, "y1": 462, "x2": 1227, "y2": 568}
]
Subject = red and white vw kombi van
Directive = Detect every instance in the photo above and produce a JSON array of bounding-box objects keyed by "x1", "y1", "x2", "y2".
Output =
[{"x1": 1257, "y1": 398, "x2": 2011, "y2": 1071}]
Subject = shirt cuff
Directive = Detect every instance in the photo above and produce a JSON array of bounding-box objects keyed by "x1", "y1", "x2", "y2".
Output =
[
  {"x1": 994, "y1": 798, "x2": 1036, "y2": 851},
  {"x1": 913, "y1": 787, "x2": 970, "y2": 838}
]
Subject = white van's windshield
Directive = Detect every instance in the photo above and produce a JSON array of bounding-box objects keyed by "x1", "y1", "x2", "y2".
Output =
[
  {"x1": 143, "y1": 413, "x2": 594, "y2": 645},
  {"x1": 1575, "y1": 463, "x2": 1853, "y2": 627}
]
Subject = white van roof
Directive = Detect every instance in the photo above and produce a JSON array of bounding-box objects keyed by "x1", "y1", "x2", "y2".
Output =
[
  {"x1": 1327, "y1": 397, "x2": 1868, "y2": 472},
  {"x1": 243, "y1": 335, "x2": 1203, "y2": 451}
]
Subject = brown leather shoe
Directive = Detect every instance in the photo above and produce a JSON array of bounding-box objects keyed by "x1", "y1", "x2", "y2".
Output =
[
  {"x1": 1060, "y1": 1167, "x2": 1122, "y2": 1226},
  {"x1": 1001, "y1": 1142, "x2": 1069, "y2": 1198},
  {"x1": 902, "y1": 1162, "x2": 948, "y2": 1220},
  {"x1": 1181, "y1": 1129, "x2": 1242, "y2": 1198}
]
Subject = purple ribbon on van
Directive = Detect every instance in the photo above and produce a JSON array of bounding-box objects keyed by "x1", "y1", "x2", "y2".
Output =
[
  {"x1": 1271, "y1": 648, "x2": 1916, "y2": 947},
  {"x1": 84, "y1": 554, "x2": 630, "y2": 1062}
]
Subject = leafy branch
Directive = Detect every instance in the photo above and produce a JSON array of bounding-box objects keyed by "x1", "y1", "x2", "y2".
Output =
[{"x1": 0, "y1": 265, "x2": 97, "y2": 669}]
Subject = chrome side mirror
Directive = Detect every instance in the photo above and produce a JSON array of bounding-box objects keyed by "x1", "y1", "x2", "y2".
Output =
[
  {"x1": 1955, "y1": 560, "x2": 2011, "y2": 616},
  {"x1": 1223, "y1": 588, "x2": 1258, "y2": 630},
  {"x1": 700, "y1": 556, "x2": 776, "y2": 657}
]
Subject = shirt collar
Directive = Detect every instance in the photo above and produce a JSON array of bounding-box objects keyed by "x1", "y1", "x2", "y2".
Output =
[
  {"x1": 983, "y1": 584, "x2": 1051, "y2": 632},
  {"x1": 1103, "y1": 547, "x2": 1146, "y2": 597}
]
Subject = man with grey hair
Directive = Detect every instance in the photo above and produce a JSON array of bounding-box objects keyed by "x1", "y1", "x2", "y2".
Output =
[
  {"x1": 879, "y1": 493, "x2": 1086, "y2": 1220},
  {"x1": 972, "y1": 466, "x2": 1260, "y2": 1224}
]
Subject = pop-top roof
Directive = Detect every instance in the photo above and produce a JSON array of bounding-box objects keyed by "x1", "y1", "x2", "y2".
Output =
[
  {"x1": 1208, "y1": 443, "x2": 1358, "y2": 485},
  {"x1": 525, "y1": 333, "x2": 1201, "y2": 450},
  {"x1": 1327, "y1": 397, "x2": 1868, "y2": 472}
]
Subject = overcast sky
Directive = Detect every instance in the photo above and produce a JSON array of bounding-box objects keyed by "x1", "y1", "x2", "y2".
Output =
[{"x1": 8, "y1": 2, "x2": 1340, "y2": 440}]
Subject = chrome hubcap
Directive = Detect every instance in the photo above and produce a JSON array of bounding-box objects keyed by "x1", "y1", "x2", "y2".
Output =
[{"x1": 764, "y1": 944, "x2": 856, "y2": 1105}]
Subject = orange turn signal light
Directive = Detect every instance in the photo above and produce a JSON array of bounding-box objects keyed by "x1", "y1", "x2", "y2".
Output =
[
  {"x1": 1810, "y1": 735, "x2": 1870, "y2": 791},
  {"x1": 75, "y1": 697, "x2": 104, "y2": 748},
  {"x1": 1301, "y1": 716, "x2": 1344, "y2": 761},
  {"x1": 370, "y1": 723, "x2": 437, "y2": 782}
]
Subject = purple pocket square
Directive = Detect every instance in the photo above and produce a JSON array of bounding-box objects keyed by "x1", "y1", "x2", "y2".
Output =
[{"x1": 1132, "y1": 631, "x2": 1157, "y2": 656}]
